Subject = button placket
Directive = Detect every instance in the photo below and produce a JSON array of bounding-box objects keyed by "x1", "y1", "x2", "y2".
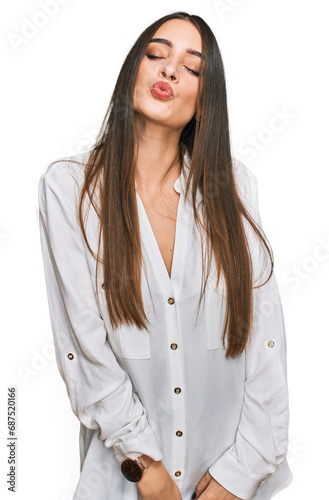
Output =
[{"x1": 166, "y1": 286, "x2": 185, "y2": 487}]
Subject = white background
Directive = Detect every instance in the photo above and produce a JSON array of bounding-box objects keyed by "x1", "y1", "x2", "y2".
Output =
[{"x1": 1, "y1": 0, "x2": 328, "y2": 498}]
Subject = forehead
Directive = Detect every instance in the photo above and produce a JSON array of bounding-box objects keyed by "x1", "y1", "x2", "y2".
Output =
[{"x1": 151, "y1": 19, "x2": 202, "y2": 51}]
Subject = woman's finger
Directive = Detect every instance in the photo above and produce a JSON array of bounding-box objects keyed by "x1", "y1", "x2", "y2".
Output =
[{"x1": 194, "y1": 471, "x2": 213, "y2": 499}]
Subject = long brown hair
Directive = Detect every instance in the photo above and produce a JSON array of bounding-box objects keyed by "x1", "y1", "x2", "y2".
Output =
[{"x1": 58, "y1": 11, "x2": 273, "y2": 359}]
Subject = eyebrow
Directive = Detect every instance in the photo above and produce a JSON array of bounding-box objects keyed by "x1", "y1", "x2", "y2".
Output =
[{"x1": 149, "y1": 38, "x2": 205, "y2": 61}]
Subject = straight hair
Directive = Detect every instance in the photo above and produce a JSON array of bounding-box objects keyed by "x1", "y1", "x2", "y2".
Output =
[{"x1": 56, "y1": 11, "x2": 273, "y2": 359}]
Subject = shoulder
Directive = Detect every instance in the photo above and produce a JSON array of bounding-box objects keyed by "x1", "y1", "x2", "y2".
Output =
[
  {"x1": 38, "y1": 151, "x2": 90, "y2": 209},
  {"x1": 40, "y1": 150, "x2": 90, "y2": 188},
  {"x1": 232, "y1": 157, "x2": 258, "y2": 207},
  {"x1": 232, "y1": 157, "x2": 257, "y2": 193}
]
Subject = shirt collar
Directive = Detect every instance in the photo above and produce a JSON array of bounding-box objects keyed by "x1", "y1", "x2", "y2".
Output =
[
  {"x1": 173, "y1": 149, "x2": 189, "y2": 194},
  {"x1": 175, "y1": 149, "x2": 202, "y2": 206}
]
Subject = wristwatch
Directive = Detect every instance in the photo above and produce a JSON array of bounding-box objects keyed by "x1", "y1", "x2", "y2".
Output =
[{"x1": 121, "y1": 454, "x2": 154, "y2": 482}]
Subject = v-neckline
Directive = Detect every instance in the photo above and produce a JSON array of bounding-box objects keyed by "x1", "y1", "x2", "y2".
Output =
[
  {"x1": 134, "y1": 152, "x2": 193, "y2": 296},
  {"x1": 136, "y1": 190, "x2": 182, "y2": 285}
]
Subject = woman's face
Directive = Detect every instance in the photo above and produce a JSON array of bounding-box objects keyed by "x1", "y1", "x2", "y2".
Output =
[{"x1": 132, "y1": 19, "x2": 203, "y2": 131}]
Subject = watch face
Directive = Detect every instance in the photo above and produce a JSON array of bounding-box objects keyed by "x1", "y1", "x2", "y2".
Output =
[{"x1": 121, "y1": 458, "x2": 143, "y2": 482}]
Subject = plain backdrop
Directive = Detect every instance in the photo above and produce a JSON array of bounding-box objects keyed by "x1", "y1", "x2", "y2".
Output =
[{"x1": 1, "y1": 1, "x2": 328, "y2": 498}]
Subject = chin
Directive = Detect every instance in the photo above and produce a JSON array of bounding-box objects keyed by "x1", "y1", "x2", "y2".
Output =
[{"x1": 138, "y1": 102, "x2": 172, "y2": 120}]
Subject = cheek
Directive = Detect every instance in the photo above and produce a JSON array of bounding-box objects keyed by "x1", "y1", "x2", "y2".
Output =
[
  {"x1": 133, "y1": 81, "x2": 146, "y2": 107},
  {"x1": 180, "y1": 84, "x2": 198, "y2": 112},
  {"x1": 133, "y1": 61, "x2": 152, "y2": 104}
]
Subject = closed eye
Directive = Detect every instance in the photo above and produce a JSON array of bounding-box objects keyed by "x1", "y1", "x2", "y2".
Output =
[{"x1": 145, "y1": 54, "x2": 199, "y2": 76}]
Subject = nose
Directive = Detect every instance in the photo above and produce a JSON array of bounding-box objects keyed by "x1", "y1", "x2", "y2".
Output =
[{"x1": 159, "y1": 62, "x2": 178, "y2": 82}]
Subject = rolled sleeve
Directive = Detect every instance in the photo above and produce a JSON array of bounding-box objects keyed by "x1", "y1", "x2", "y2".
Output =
[
  {"x1": 208, "y1": 177, "x2": 290, "y2": 499},
  {"x1": 37, "y1": 161, "x2": 163, "y2": 464}
]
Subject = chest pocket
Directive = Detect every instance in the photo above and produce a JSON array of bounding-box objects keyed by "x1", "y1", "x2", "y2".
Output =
[
  {"x1": 205, "y1": 272, "x2": 227, "y2": 350},
  {"x1": 119, "y1": 325, "x2": 151, "y2": 360}
]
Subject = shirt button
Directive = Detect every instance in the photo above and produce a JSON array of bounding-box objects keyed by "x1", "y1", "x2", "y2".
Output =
[
  {"x1": 174, "y1": 471, "x2": 181, "y2": 477},
  {"x1": 171, "y1": 343, "x2": 178, "y2": 350},
  {"x1": 67, "y1": 353, "x2": 74, "y2": 360},
  {"x1": 176, "y1": 431, "x2": 183, "y2": 437},
  {"x1": 168, "y1": 297, "x2": 175, "y2": 305},
  {"x1": 174, "y1": 387, "x2": 181, "y2": 394},
  {"x1": 101, "y1": 282, "x2": 105, "y2": 289},
  {"x1": 268, "y1": 340, "x2": 275, "y2": 348}
]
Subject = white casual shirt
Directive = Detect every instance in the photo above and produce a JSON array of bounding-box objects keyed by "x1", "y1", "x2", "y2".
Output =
[{"x1": 37, "y1": 149, "x2": 293, "y2": 500}]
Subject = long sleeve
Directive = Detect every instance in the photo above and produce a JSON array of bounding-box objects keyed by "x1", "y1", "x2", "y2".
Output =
[
  {"x1": 207, "y1": 176, "x2": 290, "y2": 500},
  {"x1": 37, "y1": 161, "x2": 163, "y2": 464}
]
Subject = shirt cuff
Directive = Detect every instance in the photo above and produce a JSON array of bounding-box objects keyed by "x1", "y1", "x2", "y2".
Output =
[
  {"x1": 208, "y1": 446, "x2": 273, "y2": 500},
  {"x1": 110, "y1": 424, "x2": 164, "y2": 464}
]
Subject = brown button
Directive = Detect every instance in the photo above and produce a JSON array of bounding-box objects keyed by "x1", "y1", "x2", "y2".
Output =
[
  {"x1": 176, "y1": 431, "x2": 183, "y2": 437},
  {"x1": 67, "y1": 353, "x2": 74, "y2": 360},
  {"x1": 101, "y1": 282, "x2": 105, "y2": 289},
  {"x1": 174, "y1": 387, "x2": 181, "y2": 394},
  {"x1": 168, "y1": 297, "x2": 175, "y2": 305},
  {"x1": 268, "y1": 340, "x2": 275, "y2": 348},
  {"x1": 174, "y1": 471, "x2": 181, "y2": 477},
  {"x1": 171, "y1": 343, "x2": 178, "y2": 350}
]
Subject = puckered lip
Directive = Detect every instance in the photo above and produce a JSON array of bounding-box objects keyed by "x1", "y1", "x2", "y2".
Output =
[{"x1": 151, "y1": 80, "x2": 174, "y2": 96}]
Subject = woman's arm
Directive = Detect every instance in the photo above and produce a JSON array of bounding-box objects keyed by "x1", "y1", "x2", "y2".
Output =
[
  {"x1": 37, "y1": 160, "x2": 163, "y2": 465},
  {"x1": 205, "y1": 176, "x2": 291, "y2": 500}
]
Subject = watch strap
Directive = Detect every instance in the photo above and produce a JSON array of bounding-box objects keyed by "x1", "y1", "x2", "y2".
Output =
[{"x1": 135, "y1": 454, "x2": 154, "y2": 471}]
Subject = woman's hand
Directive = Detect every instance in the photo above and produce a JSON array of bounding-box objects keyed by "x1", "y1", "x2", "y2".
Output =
[
  {"x1": 194, "y1": 471, "x2": 243, "y2": 499},
  {"x1": 137, "y1": 460, "x2": 182, "y2": 500}
]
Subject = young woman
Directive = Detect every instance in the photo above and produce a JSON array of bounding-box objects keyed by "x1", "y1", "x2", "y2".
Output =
[{"x1": 38, "y1": 11, "x2": 293, "y2": 500}]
